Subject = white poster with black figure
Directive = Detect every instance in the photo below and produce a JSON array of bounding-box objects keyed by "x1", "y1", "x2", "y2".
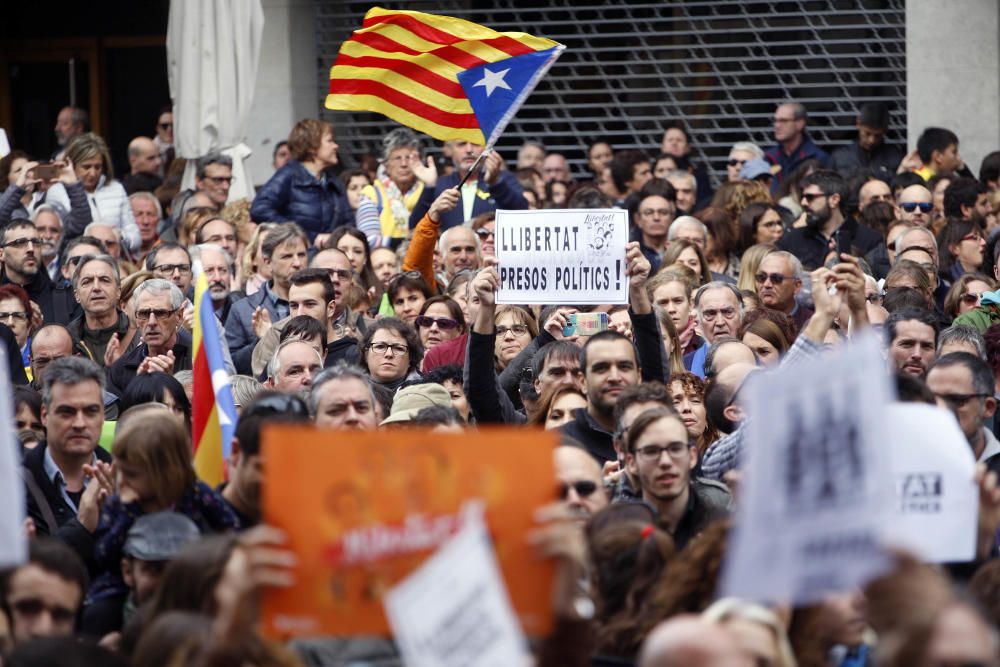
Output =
[
  {"x1": 720, "y1": 335, "x2": 894, "y2": 605},
  {"x1": 884, "y1": 403, "x2": 977, "y2": 563},
  {"x1": 494, "y1": 208, "x2": 629, "y2": 305}
]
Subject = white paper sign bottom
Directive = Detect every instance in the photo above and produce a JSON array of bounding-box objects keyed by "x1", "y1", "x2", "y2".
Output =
[{"x1": 384, "y1": 502, "x2": 531, "y2": 667}]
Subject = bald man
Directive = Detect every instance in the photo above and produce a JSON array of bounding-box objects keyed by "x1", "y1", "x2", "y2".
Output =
[
  {"x1": 554, "y1": 445, "x2": 608, "y2": 520},
  {"x1": 639, "y1": 616, "x2": 751, "y2": 667},
  {"x1": 123, "y1": 136, "x2": 163, "y2": 194},
  {"x1": 897, "y1": 184, "x2": 933, "y2": 227}
]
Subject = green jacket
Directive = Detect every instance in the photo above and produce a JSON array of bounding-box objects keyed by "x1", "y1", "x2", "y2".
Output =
[{"x1": 953, "y1": 303, "x2": 1000, "y2": 333}]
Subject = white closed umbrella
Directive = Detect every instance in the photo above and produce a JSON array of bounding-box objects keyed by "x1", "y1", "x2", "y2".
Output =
[{"x1": 167, "y1": 0, "x2": 264, "y2": 202}]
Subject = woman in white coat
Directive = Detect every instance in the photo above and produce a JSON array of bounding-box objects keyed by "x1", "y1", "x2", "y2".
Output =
[{"x1": 46, "y1": 133, "x2": 140, "y2": 254}]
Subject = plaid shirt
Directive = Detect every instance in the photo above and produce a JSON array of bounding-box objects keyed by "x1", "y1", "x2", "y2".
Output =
[{"x1": 700, "y1": 333, "x2": 821, "y2": 481}]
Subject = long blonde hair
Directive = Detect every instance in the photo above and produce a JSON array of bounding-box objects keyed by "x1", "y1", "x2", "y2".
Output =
[{"x1": 737, "y1": 242, "x2": 777, "y2": 292}]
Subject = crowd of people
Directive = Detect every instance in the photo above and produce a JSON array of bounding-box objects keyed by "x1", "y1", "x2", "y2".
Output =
[{"x1": 1, "y1": 96, "x2": 1000, "y2": 666}]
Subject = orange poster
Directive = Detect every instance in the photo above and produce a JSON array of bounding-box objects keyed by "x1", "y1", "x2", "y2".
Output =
[{"x1": 260, "y1": 425, "x2": 558, "y2": 639}]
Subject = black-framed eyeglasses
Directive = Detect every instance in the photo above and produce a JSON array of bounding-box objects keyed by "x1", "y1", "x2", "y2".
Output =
[
  {"x1": 0, "y1": 311, "x2": 28, "y2": 322},
  {"x1": 754, "y1": 272, "x2": 790, "y2": 286},
  {"x1": 634, "y1": 442, "x2": 691, "y2": 462},
  {"x1": 153, "y1": 263, "x2": 192, "y2": 275},
  {"x1": 900, "y1": 202, "x2": 933, "y2": 213},
  {"x1": 2, "y1": 237, "x2": 43, "y2": 249},
  {"x1": 559, "y1": 480, "x2": 598, "y2": 500},
  {"x1": 801, "y1": 192, "x2": 827, "y2": 203},
  {"x1": 367, "y1": 342, "x2": 408, "y2": 356},
  {"x1": 415, "y1": 315, "x2": 460, "y2": 331}
]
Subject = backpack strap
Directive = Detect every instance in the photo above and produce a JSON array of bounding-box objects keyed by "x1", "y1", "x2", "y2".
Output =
[{"x1": 20, "y1": 465, "x2": 59, "y2": 535}]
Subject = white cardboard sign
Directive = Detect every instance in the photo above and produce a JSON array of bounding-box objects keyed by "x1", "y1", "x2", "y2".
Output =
[
  {"x1": 384, "y1": 502, "x2": 530, "y2": 667},
  {"x1": 494, "y1": 208, "x2": 629, "y2": 305},
  {"x1": 720, "y1": 335, "x2": 894, "y2": 605},
  {"x1": 884, "y1": 403, "x2": 977, "y2": 562}
]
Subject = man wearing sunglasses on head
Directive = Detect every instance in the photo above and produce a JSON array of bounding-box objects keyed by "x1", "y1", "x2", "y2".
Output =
[{"x1": 777, "y1": 170, "x2": 884, "y2": 272}]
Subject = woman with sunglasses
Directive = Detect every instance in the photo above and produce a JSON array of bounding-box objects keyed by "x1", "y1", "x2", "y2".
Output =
[
  {"x1": 415, "y1": 296, "x2": 466, "y2": 352},
  {"x1": 328, "y1": 226, "x2": 379, "y2": 298},
  {"x1": 944, "y1": 273, "x2": 996, "y2": 320},
  {"x1": 938, "y1": 219, "x2": 986, "y2": 283},
  {"x1": 470, "y1": 212, "x2": 496, "y2": 258}
]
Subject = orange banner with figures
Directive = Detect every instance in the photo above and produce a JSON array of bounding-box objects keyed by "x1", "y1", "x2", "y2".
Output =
[{"x1": 260, "y1": 425, "x2": 558, "y2": 638}]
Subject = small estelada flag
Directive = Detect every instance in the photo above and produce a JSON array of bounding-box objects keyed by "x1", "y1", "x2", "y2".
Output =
[{"x1": 326, "y1": 7, "x2": 565, "y2": 147}]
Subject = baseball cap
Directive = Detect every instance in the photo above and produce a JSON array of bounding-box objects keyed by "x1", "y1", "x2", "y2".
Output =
[
  {"x1": 739, "y1": 158, "x2": 775, "y2": 181},
  {"x1": 380, "y1": 383, "x2": 453, "y2": 426},
  {"x1": 124, "y1": 511, "x2": 201, "y2": 561}
]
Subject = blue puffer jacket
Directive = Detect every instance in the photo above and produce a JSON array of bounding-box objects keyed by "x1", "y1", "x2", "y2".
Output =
[{"x1": 250, "y1": 160, "x2": 352, "y2": 241}]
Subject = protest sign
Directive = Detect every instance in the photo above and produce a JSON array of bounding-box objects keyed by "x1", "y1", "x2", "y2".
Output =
[
  {"x1": 884, "y1": 403, "x2": 977, "y2": 562},
  {"x1": 0, "y1": 344, "x2": 26, "y2": 567},
  {"x1": 495, "y1": 208, "x2": 629, "y2": 305},
  {"x1": 260, "y1": 426, "x2": 557, "y2": 639},
  {"x1": 720, "y1": 335, "x2": 894, "y2": 605},
  {"x1": 385, "y1": 502, "x2": 531, "y2": 667}
]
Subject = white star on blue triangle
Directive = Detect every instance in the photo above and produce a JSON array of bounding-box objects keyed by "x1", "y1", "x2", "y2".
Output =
[{"x1": 473, "y1": 67, "x2": 512, "y2": 97}]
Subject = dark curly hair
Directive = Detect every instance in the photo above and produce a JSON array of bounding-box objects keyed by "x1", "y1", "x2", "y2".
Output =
[{"x1": 357, "y1": 317, "x2": 423, "y2": 377}]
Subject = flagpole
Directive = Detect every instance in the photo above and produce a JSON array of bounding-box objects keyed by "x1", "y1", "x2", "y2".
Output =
[{"x1": 457, "y1": 147, "x2": 491, "y2": 188}]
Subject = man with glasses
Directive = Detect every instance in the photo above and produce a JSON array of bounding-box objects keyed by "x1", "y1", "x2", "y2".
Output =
[
  {"x1": 107, "y1": 279, "x2": 191, "y2": 396},
  {"x1": 925, "y1": 352, "x2": 1000, "y2": 474},
  {"x1": 897, "y1": 184, "x2": 934, "y2": 227},
  {"x1": 0, "y1": 220, "x2": 80, "y2": 325},
  {"x1": 685, "y1": 282, "x2": 744, "y2": 378},
  {"x1": 145, "y1": 243, "x2": 193, "y2": 297},
  {"x1": 623, "y1": 407, "x2": 730, "y2": 549},
  {"x1": 725, "y1": 141, "x2": 764, "y2": 183},
  {"x1": 777, "y1": 169, "x2": 884, "y2": 271},
  {"x1": 754, "y1": 250, "x2": 813, "y2": 330},
  {"x1": 765, "y1": 102, "x2": 830, "y2": 194},
  {"x1": 194, "y1": 152, "x2": 233, "y2": 208},
  {"x1": 554, "y1": 445, "x2": 608, "y2": 520}
]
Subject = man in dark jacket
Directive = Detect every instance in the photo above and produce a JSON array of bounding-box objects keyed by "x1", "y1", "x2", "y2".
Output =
[
  {"x1": 408, "y1": 142, "x2": 528, "y2": 230},
  {"x1": 107, "y1": 279, "x2": 192, "y2": 396},
  {"x1": 0, "y1": 220, "x2": 80, "y2": 325},
  {"x1": 830, "y1": 102, "x2": 904, "y2": 181},
  {"x1": 766, "y1": 102, "x2": 830, "y2": 195},
  {"x1": 778, "y1": 170, "x2": 885, "y2": 271},
  {"x1": 23, "y1": 357, "x2": 112, "y2": 565}
]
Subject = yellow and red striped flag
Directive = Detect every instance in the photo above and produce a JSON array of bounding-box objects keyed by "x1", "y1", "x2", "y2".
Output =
[{"x1": 326, "y1": 7, "x2": 564, "y2": 146}]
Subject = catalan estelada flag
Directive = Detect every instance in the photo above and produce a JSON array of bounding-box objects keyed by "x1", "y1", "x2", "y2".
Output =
[
  {"x1": 326, "y1": 7, "x2": 565, "y2": 147},
  {"x1": 191, "y1": 271, "x2": 237, "y2": 486}
]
